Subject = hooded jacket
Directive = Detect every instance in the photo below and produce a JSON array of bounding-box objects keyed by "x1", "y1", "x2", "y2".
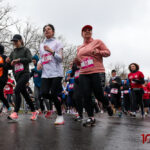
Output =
[{"x1": 30, "y1": 55, "x2": 42, "y2": 88}]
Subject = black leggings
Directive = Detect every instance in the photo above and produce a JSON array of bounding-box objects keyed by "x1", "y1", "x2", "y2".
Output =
[
  {"x1": 40, "y1": 77, "x2": 62, "y2": 116},
  {"x1": 79, "y1": 73, "x2": 109, "y2": 117},
  {"x1": 73, "y1": 82, "x2": 83, "y2": 117},
  {"x1": 0, "y1": 79, "x2": 10, "y2": 109},
  {"x1": 124, "y1": 94, "x2": 131, "y2": 112},
  {"x1": 131, "y1": 89, "x2": 144, "y2": 114},
  {"x1": 14, "y1": 73, "x2": 35, "y2": 113}
]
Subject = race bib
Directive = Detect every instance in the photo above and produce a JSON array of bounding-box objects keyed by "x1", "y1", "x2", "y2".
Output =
[
  {"x1": 15, "y1": 63, "x2": 24, "y2": 73},
  {"x1": 69, "y1": 84, "x2": 74, "y2": 89},
  {"x1": 111, "y1": 88, "x2": 118, "y2": 94},
  {"x1": 34, "y1": 73, "x2": 38, "y2": 78},
  {"x1": 5, "y1": 87, "x2": 10, "y2": 91},
  {"x1": 75, "y1": 70, "x2": 80, "y2": 79},
  {"x1": 42, "y1": 53, "x2": 52, "y2": 64},
  {"x1": 124, "y1": 90, "x2": 129, "y2": 94},
  {"x1": 81, "y1": 57, "x2": 94, "y2": 69}
]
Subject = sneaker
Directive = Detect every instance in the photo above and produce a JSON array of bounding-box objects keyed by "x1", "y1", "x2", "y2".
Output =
[
  {"x1": 30, "y1": 111, "x2": 38, "y2": 121},
  {"x1": 8, "y1": 112, "x2": 18, "y2": 120},
  {"x1": 145, "y1": 112, "x2": 148, "y2": 116},
  {"x1": 130, "y1": 112, "x2": 136, "y2": 117},
  {"x1": 107, "y1": 106, "x2": 113, "y2": 116},
  {"x1": 83, "y1": 118, "x2": 96, "y2": 127},
  {"x1": 100, "y1": 110, "x2": 104, "y2": 114},
  {"x1": 45, "y1": 111, "x2": 51, "y2": 119},
  {"x1": 118, "y1": 112, "x2": 122, "y2": 118},
  {"x1": 54, "y1": 115, "x2": 64, "y2": 125},
  {"x1": 38, "y1": 111, "x2": 43, "y2": 116},
  {"x1": 74, "y1": 116, "x2": 83, "y2": 122}
]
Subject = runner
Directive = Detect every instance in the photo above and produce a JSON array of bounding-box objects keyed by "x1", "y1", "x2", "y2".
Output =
[
  {"x1": 37, "y1": 24, "x2": 64, "y2": 125},
  {"x1": 128, "y1": 63, "x2": 145, "y2": 117},
  {"x1": 0, "y1": 44, "x2": 11, "y2": 113},
  {"x1": 6, "y1": 34, "x2": 38, "y2": 121},
  {"x1": 71, "y1": 61, "x2": 84, "y2": 121},
  {"x1": 4, "y1": 74, "x2": 15, "y2": 107},
  {"x1": 76, "y1": 25, "x2": 113, "y2": 127},
  {"x1": 109, "y1": 70, "x2": 122, "y2": 117},
  {"x1": 142, "y1": 80, "x2": 150, "y2": 116},
  {"x1": 121, "y1": 79, "x2": 131, "y2": 115}
]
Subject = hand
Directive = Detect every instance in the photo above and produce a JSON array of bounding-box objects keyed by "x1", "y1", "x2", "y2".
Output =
[
  {"x1": 11, "y1": 59, "x2": 20, "y2": 66},
  {"x1": 92, "y1": 49, "x2": 97, "y2": 55},
  {"x1": 44, "y1": 45, "x2": 54, "y2": 54},
  {"x1": 6, "y1": 57, "x2": 10, "y2": 63},
  {"x1": 37, "y1": 63, "x2": 42, "y2": 70},
  {"x1": 112, "y1": 81, "x2": 117, "y2": 83}
]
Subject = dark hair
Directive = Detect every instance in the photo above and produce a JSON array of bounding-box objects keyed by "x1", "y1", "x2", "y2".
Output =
[
  {"x1": 128, "y1": 63, "x2": 139, "y2": 72},
  {"x1": 111, "y1": 70, "x2": 116, "y2": 73},
  {"x1": 8, "y1": 73, "x2": 11, "y2": 76},
  {"x1": 43, "y1": 24, "x2": 55, "y2": 33},
  {"x1": 0, "y1": 44, "x2": 4, "y2": 55}
]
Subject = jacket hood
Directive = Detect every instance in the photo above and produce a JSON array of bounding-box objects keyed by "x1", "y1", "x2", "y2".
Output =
[{"x1": 32, "y1": 55, "x2": 39, "y2": 65}]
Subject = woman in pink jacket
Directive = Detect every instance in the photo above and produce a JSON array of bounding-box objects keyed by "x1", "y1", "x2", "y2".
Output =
[{"x1": 76, "y1": 25, "x2": 113, "y2": 127}]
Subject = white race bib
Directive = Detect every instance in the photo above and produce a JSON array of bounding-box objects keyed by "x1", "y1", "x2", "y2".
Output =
[
  {"x1": 42, "y1": 53, "x2": 52, "y2": 64},
  {"x1": 81, "y1": 57, "x2": 94, "y2": 69},
  {"x1": 111, "y1": 88, "x2": 118, "y2": 94},
  {"x1": 15, "y1": 63, "x2": 24, "y2": 73},
  {"x1": 69, "y1": 84, "x2": 74, "y2": 89},
  {"x1": 75, "y1": 70, "x2": 80, "y2": 79},
  {"x1": 124, "y1": 90, "x2": 129, "y2": 94}
]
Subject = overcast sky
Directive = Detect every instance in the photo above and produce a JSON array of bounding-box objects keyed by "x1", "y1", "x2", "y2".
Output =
[{"x1": 4, "y1": 0, "x2": 150, "y2": 78}]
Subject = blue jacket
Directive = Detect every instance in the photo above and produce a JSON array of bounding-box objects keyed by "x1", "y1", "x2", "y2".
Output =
[{"x1": 30, "y1": 55, "x2": 42, "y2": 88}]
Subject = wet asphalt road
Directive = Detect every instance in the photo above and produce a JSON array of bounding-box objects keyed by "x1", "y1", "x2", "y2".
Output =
[{"x1": 0, "y1": 113, "x2": 149, "y2": 150}]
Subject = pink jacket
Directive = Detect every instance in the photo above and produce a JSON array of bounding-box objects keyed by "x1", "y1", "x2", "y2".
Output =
[{"x1": 77, "y1": 38, "x2": 111, "y2": 74}]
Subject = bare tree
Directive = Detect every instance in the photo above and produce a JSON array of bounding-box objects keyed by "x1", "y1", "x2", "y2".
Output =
[
  {"x1": 57, "y1": 35, "x2": 77, "y2": 74},
  {"x1": 15, "y1": 22, "x2": 44, "y2": 55},
  {"x1": 0, "y1": 0, "x2": 18, "y2": 54},
  {"x1": 106, "y1": 63, "x2": 129, "y2": 83}
]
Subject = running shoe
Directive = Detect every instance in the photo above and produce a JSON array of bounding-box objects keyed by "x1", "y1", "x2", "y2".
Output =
[
  {"x1": 107, "y1": 106, "x2": 113, "y2": 116},
  {"x1": 30, "y1": 111, "x2": 38, "y2": 121},
  {"x1": 45, "y1": 111, "x2": 51, "y2": 119},
  {"x1": 38, "y1": 111, "x2": 43, "y2": 117},
  {"x1": 118, "y1": 112, "x2": 122, "y2": 118},
  {"x1": 8, "y1": 112, "x2": 18, "y2": 120},
  {"x1": 74, "y1": 116, "x2": 83, "y2": 122},
  {"x1": 54, "y1": 115, "x2": 64, "y2": 125},
  {"x1": 130, "y1": 112, "x2": 136, "y2": 117},
  {"x1": 145, "y1": 112, "x2": 148, "y2": 116},
  {"x1": 83, "y1": 118, "x2": 96, "y2": 127}
]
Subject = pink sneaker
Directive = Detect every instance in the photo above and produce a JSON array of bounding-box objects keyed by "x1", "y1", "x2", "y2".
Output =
[
  {"x1": 30, "y1": 111, "x2": 38, "y2": 121},
  {"x1": 38, "y1": 111, "x2": 43, "y2": 116},
  {"x1": 45, "y1": 111, "x2": 51, "y2": 119},
  {"x1": 8, "y1": 112, "x2": 18, "y2": 120}
]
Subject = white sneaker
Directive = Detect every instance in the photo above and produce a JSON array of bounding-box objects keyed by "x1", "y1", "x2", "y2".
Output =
[
  {"x1": 101, "y1": 110, "x2": 104, "y2": 114},
  {"x1": 54, "y1": 115, "x2": 64, "y2": 125},
  {"x1": 145, "y1": 112, "x2": 148, "y2": 116}
]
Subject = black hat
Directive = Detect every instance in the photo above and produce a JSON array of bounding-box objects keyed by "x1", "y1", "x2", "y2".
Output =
[
  {"x1": 0, "y1": 44, "x2": 4, "y2": 54},
  {"x1": 11, "y1": 34, "x2": 22, "y2": 41}
]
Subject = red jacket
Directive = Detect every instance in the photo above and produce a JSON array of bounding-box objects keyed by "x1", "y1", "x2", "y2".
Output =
[
  {"x1": 4, "y1": 78, "x2": 14, "y2": 94},
  {"x1": 128, "y1": 71, "x2": 144, "y2": 89},
  {"x1": 143, "y1": 86, "x2": 150, "y2": 100}
]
